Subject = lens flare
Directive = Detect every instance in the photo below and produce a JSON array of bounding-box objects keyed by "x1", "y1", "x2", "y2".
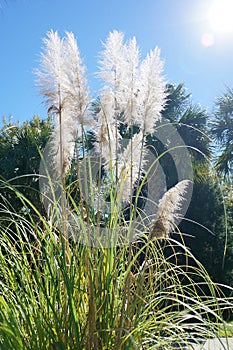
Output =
[{"x1": 201, "y1": 32, "x2": 215, "y2": 47}]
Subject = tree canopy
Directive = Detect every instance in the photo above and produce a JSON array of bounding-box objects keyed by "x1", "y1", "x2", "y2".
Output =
[{"x1": 211, "y1": 87, "x2": 233, "y2": 179}]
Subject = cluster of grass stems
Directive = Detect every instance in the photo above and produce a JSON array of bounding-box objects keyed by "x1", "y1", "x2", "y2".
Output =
[
  {"x1": 0, "y1": 177, "x2": 232, "y2": 350},
  {"x1": 0, "y1": 29, "x2": 232, "y2": 350}
]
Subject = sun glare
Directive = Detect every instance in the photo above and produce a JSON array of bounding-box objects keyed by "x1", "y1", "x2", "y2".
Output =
[{"x1": 208, "y1": 0, "x2": 233, "y2": 33}]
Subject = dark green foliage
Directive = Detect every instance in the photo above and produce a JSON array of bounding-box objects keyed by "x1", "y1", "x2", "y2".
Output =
[
  {"x1": 210, "y1": 87, "x2": 233, "y2": 178},
  {"x1": 148, "y1": 83, "x2": 210, "y2": 188},
  {"x1": 154, "y1": 84, "x2": 233, "y2": 291},
  {"x1": 163, "y1": 83, "x2": 191, "y2": 122},
  {"x1": 0, "y1": 116, "x2": 52, "y2": 221},
  {"x1": 179, "y1": 179, "x2": 228, "y2": 283},
  {"x1": 164, "y1": 84, "x2": 210, "y2": 164}
]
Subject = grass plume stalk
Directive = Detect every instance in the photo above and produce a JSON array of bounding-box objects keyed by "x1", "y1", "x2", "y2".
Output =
[{"x1": 36, "y1": 30, "x2": 90, "y2": 255}]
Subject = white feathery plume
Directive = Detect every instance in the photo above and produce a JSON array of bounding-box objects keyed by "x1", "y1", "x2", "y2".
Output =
[
  {"x1": 118, "y1": 131, "x2": 147, "y2": 202},
  {"x1": 96, "y1": 31, "x2": 166, "y2": 201},
  {"x1": 97, "y1": 122, "x2": 121, "y2": 172},
  {"x1": 98, "y1": 32, "x2": 141, "y2": 125},
  {"x1": 94, "y1": 91, "x2": 121, "y2": 171},
  {"x1": 97, "y1": 30, "x2": 126, "y2": 97},
  {"x1": 36, "y1": 31, "x2": 65, "y2": 108},
  {"x1": 138, "y1": 47, "x2": 167, "y2": 134},
  {"x1": 63, "y1": 32, "x2": 90, "y2": 123},
  {"x1": 96, "y1": 91, "x2": 116, "y2": 127},
  {"x1": 149, "y1": 180, "x2": 191, "y2": 238},
  {"x1": 36, "y1": 30, "x2": 90, "y2": 177},
  {"x1": 98, "y1": 32, "x2": 166, "y2": 133},
  {"x1": 96, "y1": 31, "x2": 126, "y2": 173},
  {"x1": 118, "y1": 36, "x2": 141, "y2": 126}
]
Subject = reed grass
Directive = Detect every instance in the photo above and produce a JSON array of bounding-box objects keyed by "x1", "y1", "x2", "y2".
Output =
[
  {"x1": 0, "y1": 179, "x2": 232, "y2": 349},
  {"x1": 0, "y1": 29, "x2": 232, "y2": 350}
]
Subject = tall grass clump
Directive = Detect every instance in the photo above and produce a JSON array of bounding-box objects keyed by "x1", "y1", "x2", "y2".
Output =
[
  {"x1": 0, "y1": 30, "x2": 232, "y2": 349},
  {"x1": 0, "y1": 187, "x2": 232, "y2": 350}
]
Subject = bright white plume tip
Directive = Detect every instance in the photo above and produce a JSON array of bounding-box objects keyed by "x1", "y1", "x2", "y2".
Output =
[{"x1": 150, "y1": 179, "x2": 192, "y2": 238}]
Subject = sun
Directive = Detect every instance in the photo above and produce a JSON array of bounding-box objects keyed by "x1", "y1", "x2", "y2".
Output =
[{"x1": 208, "y1": 0, "x2": 233, "y2": 33}]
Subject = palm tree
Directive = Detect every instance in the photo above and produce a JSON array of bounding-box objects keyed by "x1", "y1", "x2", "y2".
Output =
[
  {"x1": 210, "y1": 87, "x2": 233, "y2": 179},
  {"x1": 164, "y1": 83, "x2": 210, "y2": 159},
  {"x1": 147, "y1": 83, "x2": 210, "y2": 187},
  {"x1": 0, "y1": 116, "x2": 52, "y2": 229}
]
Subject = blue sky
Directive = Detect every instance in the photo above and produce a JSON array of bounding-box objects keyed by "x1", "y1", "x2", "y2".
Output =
[{"x1": 1, "y1": 0, "x2": 233, "y2": 125}]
